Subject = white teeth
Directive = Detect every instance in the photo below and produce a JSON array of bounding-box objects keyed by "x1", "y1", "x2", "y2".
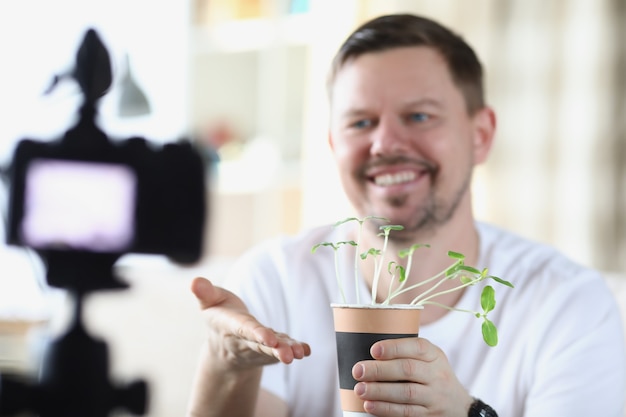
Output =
[{"x1": 374, "y1": 171, "x2": 416, "y2": 186}]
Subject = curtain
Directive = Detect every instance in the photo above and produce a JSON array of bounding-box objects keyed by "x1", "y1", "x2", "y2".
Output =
[{"x1": 480, "y1": 0, "x2": 623, "y2": 272}]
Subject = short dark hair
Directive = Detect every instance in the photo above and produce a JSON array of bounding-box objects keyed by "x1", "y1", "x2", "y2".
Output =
[{"x1": 327, "y1": 14, "x2": 485, "y2": 114}]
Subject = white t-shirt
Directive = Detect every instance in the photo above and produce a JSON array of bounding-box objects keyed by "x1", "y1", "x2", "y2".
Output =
[{"x1": 226, "y1": 222, "x2": 626, "y2": 417}]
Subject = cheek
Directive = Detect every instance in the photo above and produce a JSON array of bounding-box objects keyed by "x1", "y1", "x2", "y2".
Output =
[
  {"x1": 331, "y1": 138, "x2": 368, "y2": 167},
  {"x1": 429, "y1": 125, "x2": 475, "y2": 160},
  {"x1": 417, "y1": 134, "x2": 456, "y2": 164},
  {"x1": 421, "y1": 134, "x2": 474, "y2": 184}
]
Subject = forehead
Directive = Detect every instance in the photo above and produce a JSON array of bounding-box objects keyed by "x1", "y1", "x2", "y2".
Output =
[{"x1": 330, "y1": 46, "x2": 460, "y2": 111}]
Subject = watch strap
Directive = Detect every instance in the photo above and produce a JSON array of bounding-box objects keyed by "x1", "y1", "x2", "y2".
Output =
[{"x1": 468, "y1": 398, "x2": 498, "y2": 417}]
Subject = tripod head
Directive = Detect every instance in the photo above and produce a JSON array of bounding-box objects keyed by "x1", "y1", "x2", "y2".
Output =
[{"x1": 0, "y1": 28, "x2": 207, "y2": 416}]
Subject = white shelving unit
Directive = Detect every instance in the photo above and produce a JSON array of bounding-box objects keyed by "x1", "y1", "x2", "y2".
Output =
[
  {"x1": 188, "y1": 1, "x2": 365, "y2": 258},
  {"x1": 189, "y1": 5, "x2": 313, "y2": 257}
]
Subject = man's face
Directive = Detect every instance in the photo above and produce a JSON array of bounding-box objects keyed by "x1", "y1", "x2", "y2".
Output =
[{"x1": 328, "y1": 46, "x2": 493, "y2": 237}]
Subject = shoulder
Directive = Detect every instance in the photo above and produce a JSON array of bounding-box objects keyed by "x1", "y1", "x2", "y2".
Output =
[
  {"x1": 477, "y1": 221, "x2": 602, "y2": 284},
  {"x1": 476, "y1": 221, "x2": 619, "y2": 321},
  {"x1": 476, "y1": 222, "x2": 620, "y2": 332},
  {"x1": 225, "y1": 224, "x2": 341, "y2": 287},
  {"x1": 237, "y1": 224, "x2": 340, "y2": 265}
]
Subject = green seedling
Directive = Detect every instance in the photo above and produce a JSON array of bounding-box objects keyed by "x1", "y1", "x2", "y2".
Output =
[{"x1": 312, "y1": 216, "x2": 514, "y2": 347}]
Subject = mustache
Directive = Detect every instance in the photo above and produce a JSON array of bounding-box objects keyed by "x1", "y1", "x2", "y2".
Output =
[{"x1": 359, "y1": 155, "x2": 437, "y2": 176}]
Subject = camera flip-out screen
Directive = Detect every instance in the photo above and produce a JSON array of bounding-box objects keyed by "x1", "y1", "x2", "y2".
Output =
[{"x1": 21, "y1": 158, "x2": 137, "y2": 252}]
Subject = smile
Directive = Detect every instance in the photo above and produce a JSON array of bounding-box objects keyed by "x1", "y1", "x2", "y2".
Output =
[{"x1": 373, "y1": 170, "x2": 417, "y2": 186}]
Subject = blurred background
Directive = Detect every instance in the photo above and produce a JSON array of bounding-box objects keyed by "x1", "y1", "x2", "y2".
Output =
[{"x1": 1, "y1": 0, "x2": 625, "y2": 416}]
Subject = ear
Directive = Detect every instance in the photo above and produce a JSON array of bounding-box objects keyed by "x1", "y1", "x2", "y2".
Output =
[
  {"x1": 327, "y1": 130, "x2": 335, "y2": 152},
  {"x1": 472, "y1": 106, "x2": 496, "y2": 164}
]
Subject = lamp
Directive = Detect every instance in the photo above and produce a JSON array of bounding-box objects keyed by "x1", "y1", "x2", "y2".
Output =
[{"x1": 117, "y1": 54, "x2": 151, "y2": 117}]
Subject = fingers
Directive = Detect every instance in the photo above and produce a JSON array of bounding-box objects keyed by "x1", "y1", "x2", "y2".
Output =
[
  {"x1": 352, "y1": 338, "x2": 442, "y2": 384},
  {"x1": 355, "y1": 381, "x2": 431, "y2": 414},
  {"x1": 370, "y1": 337, "x2": 439, "y2": 362},
  {"x1": 356, "y1": 377, "x2": 470, "y2": 417},
  {"x1": 232, "y1": 326, "x2": 311, "y2": 365},
  {"x1": 353, "y1": 356, "x2": 432, "y2": 384},
  {"x1": 362, "y1": 397, "x2": 430, "y2": 417},
  {"x1": 190, "y1": 276, "x2": 225, "y2": 309},
  {"x1": 257, "y1": 333, "x2": 312, "y2": 364}
]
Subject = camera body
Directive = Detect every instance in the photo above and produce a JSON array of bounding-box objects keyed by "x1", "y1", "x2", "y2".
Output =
[
  {"x1": 7, "y1": 133, "x2": 206, "y2": 259},
  {"x1": 6, "y1": 125, "x2": 206, "y2": 291}
]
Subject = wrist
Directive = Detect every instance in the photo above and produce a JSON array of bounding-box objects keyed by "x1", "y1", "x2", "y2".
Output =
[
  {"x1": 468, "y1": 398, "x2": 498, "y2": 417},
  {"x1": 187, "y1": 347, "x2": 262, "y2": 417}
]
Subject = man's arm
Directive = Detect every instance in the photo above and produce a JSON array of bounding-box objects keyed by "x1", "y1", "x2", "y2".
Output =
[
  {"x1": 187, "y1": 356, "x2": 288, "y2": 417},
  {"x1": 185, "y1": 277, "x2": 310, "y2": 417},
  {"x1": 186, "y1": 343, "x2": 263, "y2": 417},
  {"x1": 256, "y1": 390, "x2": 289, "y2": 417}
]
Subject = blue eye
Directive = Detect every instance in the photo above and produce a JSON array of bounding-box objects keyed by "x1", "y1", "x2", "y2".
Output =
[
  {"x1": 352, "y1": 119, "x2": 373, "y2": 129},
  {"x1": 409, "y1": 113, "x2": 429, "y2": 122}
]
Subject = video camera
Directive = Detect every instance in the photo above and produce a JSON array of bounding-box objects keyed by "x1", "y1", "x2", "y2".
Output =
[{"x1": 0, "y1": 28, "x2": 207, "y2": 416}]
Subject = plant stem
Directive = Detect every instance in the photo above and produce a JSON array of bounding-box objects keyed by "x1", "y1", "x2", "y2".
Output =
[
  {"x1": 408, "y1": 272, "x2": 453, "y2": 304},
  {"x1": 334, "y1": 248, "x2": 346, "y2": 303},
  {"x1": 385, "y1": 247, "x2": 416, "y2": 303},
  {"x1": 399, "y1": 253, "x2": 414, "y2": 294},
  {"x1": 388, "y1": 261, "x2": 462, "y2": 301},
  {"x1": 384, "y1": 267, "x2": 396, "y2": 305},
  {"x1": 371, "y1": 230, "x2": 390, "y2": 304},
  {"x1": 354, "y1": 220, "x2": 364, "y2": 304},
  {"x1": 411, "y1": 278, "x2": 477, "y2": 305},
  {"x1": 419, "y1": 300, "x2": 479, "y2": 316}
]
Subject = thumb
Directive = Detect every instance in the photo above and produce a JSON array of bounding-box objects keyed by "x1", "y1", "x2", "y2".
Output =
[{"x1": 190, "y1": 276, "x2": 225, "y2": 310}]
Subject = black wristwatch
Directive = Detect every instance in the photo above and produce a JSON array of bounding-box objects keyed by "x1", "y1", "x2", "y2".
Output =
[{"x1": 468, "y1": 398, "x2": 498, "y2": 417}]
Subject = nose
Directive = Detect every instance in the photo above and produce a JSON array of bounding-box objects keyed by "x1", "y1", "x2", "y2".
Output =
[{"x1": 369, "y1": 116, "x2": 411, "y2": 157}]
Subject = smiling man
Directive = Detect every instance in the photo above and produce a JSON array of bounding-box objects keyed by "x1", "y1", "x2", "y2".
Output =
[
  {"x1": 187, "y1": 14, "x2": 625, "y2": 417},
  {"x1": 328, "y1": 45, "x2": 492, "y2": 239}
]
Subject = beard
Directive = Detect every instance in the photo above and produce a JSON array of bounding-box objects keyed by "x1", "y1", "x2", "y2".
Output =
[{"x1": 364, "y1": 167, "x2": 472, "y2": 243}]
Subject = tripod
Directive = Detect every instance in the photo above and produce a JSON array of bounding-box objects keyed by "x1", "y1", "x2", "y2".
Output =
[{"x1": 0, "y1": 285, "x2": 147, "y2": 417}]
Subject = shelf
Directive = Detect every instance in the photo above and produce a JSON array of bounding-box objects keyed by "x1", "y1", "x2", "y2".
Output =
[
  {"x1": 214, "y1": 157, "x2": 301, "y2": 194},
  {"x1": 191, "y1": 13, "x2": 314, "y2": 54}
]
